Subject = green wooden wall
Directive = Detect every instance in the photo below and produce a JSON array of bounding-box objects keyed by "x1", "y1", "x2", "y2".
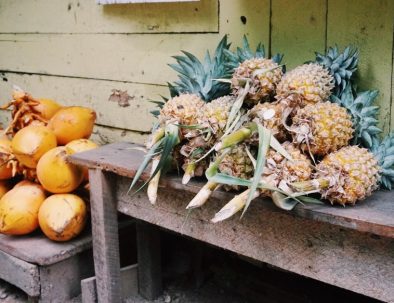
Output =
[{"x1": 0, "y1": 0, "x2": 393, "y2": 144}]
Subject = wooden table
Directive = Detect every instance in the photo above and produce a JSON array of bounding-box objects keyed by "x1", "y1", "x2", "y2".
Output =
[
  {"x1": 69, "y1": 142, "x2": 394, "y2": 303},
  {"x1": 0, "y1": 229, "x2": 94, "y2": 302}
]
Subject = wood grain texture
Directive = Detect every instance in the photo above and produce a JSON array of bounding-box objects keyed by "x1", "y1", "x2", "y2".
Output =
[
  {"x1": 39, "y1": 250, "x2": 95, "y2": 302},
  {"x1": 271, "y1": 0, "x2": 327, "y2": 69},
  {"x1": 0, "y1": 72, "x2": 166, "y2": 132},
  {"x1": 0, "y1": 33, "x2": 221, "y2": 85},
  {"x1": 391, "y1": 45, "x2": 394, "y2": 132},
  {"x1": 219, "y1": 0, "x2": 270, "y2": 49},
  {"x1": 136, "y1": 222, "x2": 162, "y2": 300},
  {"x1": 69, "y1": 142, "x2": 394, "y2": 238},
  {"x1": 81, "y1": 264, "x2": 139, "y2": 303},
  {"x1": 88, "y1": 168, "x2": 122, "y2": 303},
  {"x1": 113, "y1": 176, "x2": 394, "y2": 302},
  {"x1": 0, "y1": 250, "x2": 40, "y2": 297},
  {"x1": 0, "y1": 0, "x2": 217, "y2": 34},
  {"x1": 0, "y1": 230, "x2": 92, "y2": 266},
  {"x1": 327, "y1": 0, "x2": 394, "y2": 134}
]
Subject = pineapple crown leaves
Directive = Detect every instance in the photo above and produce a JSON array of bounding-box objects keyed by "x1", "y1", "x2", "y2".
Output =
[
  {"x1": 168, "y1": 35, "x2": 233, "y2": 101},
  {"x1": 330, "y1": 85, "x2": 381, "y2": 148},
  {"x1": 315, "y1": 45, "x2": 359, "y2": 97},
  {"x1": 148, "y1": 96, "x2": 167, "y2": 117},
  {"x1": 224, "y1": 35, "x2": 284, "y2": 70},
  {"x1": 371, "y1": 132, "x2": 394, "y2": 190}
]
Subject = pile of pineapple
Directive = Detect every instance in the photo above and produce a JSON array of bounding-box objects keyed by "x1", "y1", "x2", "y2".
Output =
[
  {"x1": 131, "y1": 36, "x2": 394, "y2": 223},
  {"x1": 0, "y1": 89, "x2": 98, "y2": 241}
]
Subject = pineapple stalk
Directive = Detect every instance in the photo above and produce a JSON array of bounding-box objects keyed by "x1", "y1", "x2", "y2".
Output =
[
  {"x1": 182, "y1": 162, "x2": 196, "y2": 185},
  {"x1": 291, "y1": 179, "x2": 330, "y2": 192},
  {"x1": 215, "y1": 126, "x2": 255, "y2": 151},
  {"x1": 186, "y1": 181, "x2": 219, "y2": 209},
  {"x1": 147, "y1": 157, "x2": 161, "y2": 204},
  {"x1": 211, "y1": 189, "x2": 259, "y2": 223}
]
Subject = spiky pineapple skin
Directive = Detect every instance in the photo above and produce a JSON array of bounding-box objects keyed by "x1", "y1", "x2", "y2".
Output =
[
  {"x1": 232, "y1": 58, "x2": 282, "y2": 104},
  {"x1": 262, "y1": 142, "x2": 312, "y2": 194},
  {"x1": 159, "y1": 94, "x2": 205, "y2": 127},
  {"x1": 219, "y1": 145, "x2": 254, "y2": 191},
  {"x1": 199, "y1": 96, "x2": 235, "y2": 138},
  {"x1": 317, "y1": 146, "x2": 379, "y2": 205},
  {"x1": 292, "y1": 102, "x2": 353, "y2": 156},
  {"x1": 277, "y1": 63, "x2": 334, "y2": 106},
  {"x1": 249, "y1": 102, "x2": 287, "y2": 141}
]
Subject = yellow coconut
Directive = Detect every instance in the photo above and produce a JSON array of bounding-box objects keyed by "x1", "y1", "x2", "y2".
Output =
[
  {"x1": 0, "y1": 181, "x2": 46, "y2": 235},
  {"x1": 38, "y1": 194, "x2": 87, "y2": 242},
  {"x1": 66, "y1": 139, "x2": 99, "y2": 181},
  {"x1": 36, "y1": 147, "x2": 84, "y2": 193},
  {"x1": 33, "y1": 98, "x2": 62, "y2": 120},
  {"x1": 48, "y1": 106, "x2": 97, "y2": 145},
  {"x1": 0, "y1": 181, "x2": 11, "y2": 199},
  {"x1": 0, "y1": 138, "x2": 14, "y2": 180},
  {"x1": 11, "y1": 125, "x2": 57, "y2": 168}
]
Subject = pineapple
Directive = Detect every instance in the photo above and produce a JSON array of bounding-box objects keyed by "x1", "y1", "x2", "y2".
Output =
[
  {"x1": 231, "y1": 58, "x2": 283, "y2": 105},
  {"x1": 197, "y1": 96, "x2": 235, "y2": 139},
  {"x1": 248, "y1": 102, "x2": 287, "y2": 141},
  {"x1": 224, "y1": 35, "x2": 283, "y2": 106},
  {"x1": 186, "y1": 144, "x2": 254, "y2": 209},
  {"x1": 158, "y1": 94, "x2": 205, "y2": 134},
  {"x1": 276, "y1": 63, "x2": 334, "y2": 107},
  {"x1": 180, "y1": 96, "x2": 235, "y2": 184},
  {"x1": 293, "y1": 146, "x2": 378, "y2": 205},
  {"x1": 290, "y1": 102, "x2": 353, "y2": 156},
  {"x1": 292, "y1": 134, "x2": 394, "y2": 205},
  {"x1": 212, "y1": 142, "x2": 313, "y2": 222},
  {"x1": 276, "y1": 45, "x2": 359, "y2": 106},
  {"x1": 218, "y1": 144, "x2": 255, "y2": 191}
]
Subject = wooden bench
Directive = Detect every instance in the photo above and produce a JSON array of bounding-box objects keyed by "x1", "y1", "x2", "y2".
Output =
[
  {"x1": 0, "y1": 229, "x2": 94, "y2": 302},
  {"x1": 69, "y1": 142, "x2": 394, "y2": 303}
]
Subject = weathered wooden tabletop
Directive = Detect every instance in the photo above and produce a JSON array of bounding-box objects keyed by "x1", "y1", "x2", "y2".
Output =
[
  {"x1": 70, "y1": 141, "x2": 394, "y2": 238},
  {"x1": 0, "y1": 228, "x2": 92, "y2": 265}
]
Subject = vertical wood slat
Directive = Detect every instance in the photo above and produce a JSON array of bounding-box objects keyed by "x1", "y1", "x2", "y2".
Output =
[
  {"x1": 270, "y1": 0, "x2": 327, "y2": 69},
  {"x1": 136, "y1": 221, "x2": 162, "y2": 300},
  {"x1": 391, "y1": 44, "x2": 394, "y2": 132},
  {"x1": 88, "y1": 169, "x2": 121, "y2": 303},
  {"x1": 219, "y1": 0, "x2": 270, "y2": 50},
  {"x1": 327, "y1": 0, "x2": 394, "y2": 134}
]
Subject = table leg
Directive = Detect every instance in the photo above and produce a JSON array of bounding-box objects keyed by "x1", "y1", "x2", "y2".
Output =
[
  {"x1": 89, "y1": 169, "x2": 121, "y2": 303},
  {"x1": 136, "y1": 221, "x2": 162, "y2": 300}
]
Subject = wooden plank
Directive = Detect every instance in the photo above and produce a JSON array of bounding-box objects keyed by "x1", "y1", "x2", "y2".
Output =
[
  {"x1": 0, "y1": 250, "x2": 40, "y2": 297},
  {"x1": 81, "y1": 264, "x2": 139, "y2": 303},
  {"x1": 0, "y1": 72, "x2": 166, "y2": 132},
  {"x1": 391, "y1": 45, "x2": 394, "y2": 132},
  {"x1": 98, "y1": 0, "x2": 199, "y2": 3},
  {"x1": 91, "y1": 125, "x2": 148, "y2": 146},
  {"x1": 113, "y1": 177, "x2": 394, "y2": 302},
  {"x1": 88, "y1": 168, "x2": 122, "y2": 302},
  {"x1": 0, "y1": 34, "x2": 221, "y2": 85},
  {"x1": 0, "y1": 229, "x2": 92, "y2": 266},
  {"x1": 136, "y1": 222, "x2": 162, "y2": 300},
  {"x1": 219, "y1": 0, "x2": 270, "y2": 49},
  {"x1": 69, "y1": 142, "x2": 394, "y2": 238},
  {"x1": 327, "y1": 0, "x2": 394, "y2": 134},
  {"x1": 271, "y1": 0, "x2": 326, "y2": 69},
  {"x1": 0, "y1": 0, "x2": 218, "y2": 34},
  {"x1": 39, "y1": 249, "x2": 95, "y2": 302}
]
